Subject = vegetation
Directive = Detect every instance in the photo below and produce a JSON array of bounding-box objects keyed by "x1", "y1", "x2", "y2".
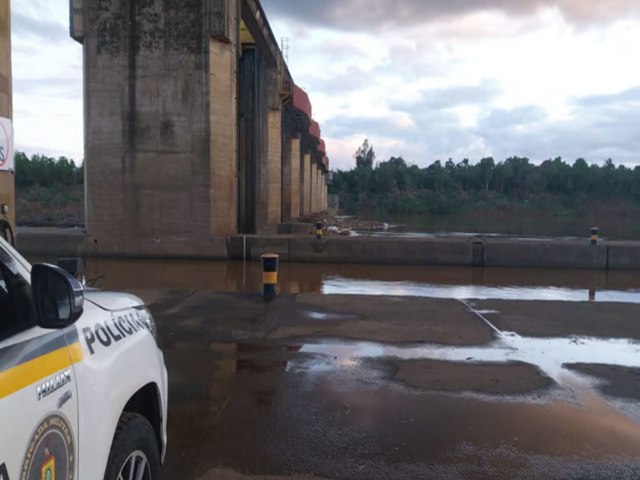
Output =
[
  {"x1": 14, "y1": 151, "x2": 84, "y2": 187},
  {"x1": 330, "y1": 140, "x2": 640, "y2": 216},
  {"x1": 13, "y1": 151, "x2": 84, "y2": 227}
]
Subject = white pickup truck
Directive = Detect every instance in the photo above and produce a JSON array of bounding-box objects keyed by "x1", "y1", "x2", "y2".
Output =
[{"x1": 0, "y1": 235, "x2": 168, "y2": 480}]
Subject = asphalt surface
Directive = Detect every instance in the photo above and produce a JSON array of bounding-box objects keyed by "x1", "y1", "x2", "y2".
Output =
[{"x1": 142, "y1": 290, "x2": 640, "y2": 480}]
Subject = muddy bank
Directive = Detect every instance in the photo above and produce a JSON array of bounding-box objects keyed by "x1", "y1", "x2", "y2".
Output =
[
  {"x1": 474, "y1": 300, "x2": 640, "y2": 340},
  {"x1": 390, "y1": 359, "x2": 553, "y2": 395}
]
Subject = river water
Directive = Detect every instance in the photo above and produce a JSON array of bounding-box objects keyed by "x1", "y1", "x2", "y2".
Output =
[{"x1": 82, "y1": 258, "x2": 640, "y2": 303}]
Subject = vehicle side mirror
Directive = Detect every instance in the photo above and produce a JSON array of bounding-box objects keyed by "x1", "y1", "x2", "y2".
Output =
[{"x1": 32, "y1": 264, "x2": 84, "y2": 329}]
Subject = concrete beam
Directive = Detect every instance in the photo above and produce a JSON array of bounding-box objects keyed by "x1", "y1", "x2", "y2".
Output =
[
  {"x1": 69, "y1": 0, "x2": 83, "y2": 43},
  {"x1": 241, "y1": 0, "x2": 281, "y2": 68}
]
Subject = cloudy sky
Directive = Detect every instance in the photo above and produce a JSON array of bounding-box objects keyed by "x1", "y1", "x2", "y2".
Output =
[{"x1": 10, "y1": 0, "x2": 640, "y2": 170}]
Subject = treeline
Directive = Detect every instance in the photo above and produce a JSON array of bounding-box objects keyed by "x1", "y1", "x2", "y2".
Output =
[
  {"x1": 14, "y1": 151, "x2": 83, "y2": 187},
  {"x1": 330, "y1": 140, "x2": 640, "y2": 214}
]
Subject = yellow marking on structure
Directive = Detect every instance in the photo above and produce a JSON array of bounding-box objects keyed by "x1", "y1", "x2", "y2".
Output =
[
  {"x1": 263, "y1": 272, "x2": 278, "y2": 285},
  {"x1": 240, "y1": 20, "x2": 255, "y2": 45},
  {"x1": 0, "y1": 342, "x2": 84, "y2": 399}
]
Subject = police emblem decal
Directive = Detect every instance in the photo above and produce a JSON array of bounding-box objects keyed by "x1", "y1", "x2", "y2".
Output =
[{"x1": 21, "y1": 414, "x2": 74, "y2": 480}]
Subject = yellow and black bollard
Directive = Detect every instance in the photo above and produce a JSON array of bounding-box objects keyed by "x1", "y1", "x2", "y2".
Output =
[
  {"x1": 261, "y1": 253, "x2": 279, "y2": 301},
  {"x1": 590, "y1": 227, "x2": 599, "y2": 245},
  {"x1": 315, "y1": 222, "x2": 324, "y2": 240}
]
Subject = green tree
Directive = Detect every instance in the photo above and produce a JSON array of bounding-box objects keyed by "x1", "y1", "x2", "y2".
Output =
[{"x1": 355, "y1": 139, "x2": 375, "y2": 170}]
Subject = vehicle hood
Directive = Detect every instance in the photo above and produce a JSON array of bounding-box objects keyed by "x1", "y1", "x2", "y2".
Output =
[{"x1": 84, "y1": 290, "x2": 145, "y2": 311}]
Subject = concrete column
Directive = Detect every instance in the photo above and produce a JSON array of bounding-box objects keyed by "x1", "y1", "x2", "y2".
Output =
[
  {"x1": 310, "y1": 161, "x2": 317, "y2": 213},
  {"x1": 266, "y1": 108, "x2": 282, "y2": 225},
  {"x1": 210, "y1": 29, "x2": 239, "y2": 235},
  {"x1": 290, "y1": 136, "x2": 301, "y2": 219},
  {"x1": 325, "y1": 178, "x2": 328, "y2": 210},
  {"x1": 302, "y1": 153, "x2": 311, "y2": 215},
  {"x1": 320, "y1": 170, "x2": 325, "y2": 212},
  {"x1": 317, "y1": 169, "x2": 322, "y2": 212},
  {"x1": 0, "y1": 0, "x2": 14, "y2": 231},
  {"x1": 77, "y1": 0, "x2": 225, "y2": 245}
]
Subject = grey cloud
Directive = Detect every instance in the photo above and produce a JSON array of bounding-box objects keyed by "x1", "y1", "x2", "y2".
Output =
[
  {"x1": 14, "y1": 76, "x2": 82, "y2": 101},
  {"x1": 573, "y1": 86, "x2": 640, "y2": 108},
  {"x1": 326, "y1": 85, "x2": 640, "y2": 168},
  {"x1": 12, "y1": 11, "x2": 67, "y2": 42},
  {"x1": 262, "y1": 0, "x2": 640, "y2": 31},
  {"x1": 393, "y1": 81, "x2": 502, "y2": 112}
]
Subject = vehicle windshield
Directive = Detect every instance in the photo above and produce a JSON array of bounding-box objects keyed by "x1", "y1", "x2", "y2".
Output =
[
  {"x1": 0, "y1": 236, "x2": 31, "y2": 283},
  {"x1": 0, "y1": 242, "x2": 35, "y2": 341}
]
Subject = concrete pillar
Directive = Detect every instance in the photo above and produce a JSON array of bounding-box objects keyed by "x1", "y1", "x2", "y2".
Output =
[
  {"x1": 325, "y1": 177, "x2": 328, "y2": 210},
  {"x1": 302, "y1": 153, "x2": 311, "y2": 215},
  {"x1": 266, "y1": 108, "x2": 282, "y2": 226},
  {"x1": 316, "y1": 170, "x2": 322, "y2": 212},
  {"x1": 310, "y1": 161, "x2": 317, "y2": 213},
  {"x1": 289, "y1": 136, "x2": 301, "y2": 219},
  {"x1": 210, "y1": 25, "x2": 239, "y2": 235},
  {"x1": 0, "y1": 0, "x2": 14, "y2": 231},
  {"x1": 320, "y1": 170, "x2": 325, "y2": 212},
  {"x1": 76, "y1": 0, "x2": 238, "y2": 245}
]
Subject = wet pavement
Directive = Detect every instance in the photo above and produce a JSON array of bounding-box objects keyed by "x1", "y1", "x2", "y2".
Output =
[{"x1": 139, "y1": 286, "x2": 640, "y2": 479}]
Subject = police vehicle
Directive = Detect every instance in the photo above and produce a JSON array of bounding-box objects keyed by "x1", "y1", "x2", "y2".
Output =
[{"x1": 0, "y1": 235, "x2": 168, "y2": 480}]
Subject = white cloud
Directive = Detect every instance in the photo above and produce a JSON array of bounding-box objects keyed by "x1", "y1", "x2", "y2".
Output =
[
  {"x1": 267, "y1": 2, "x2": 640, "y2": 168},
  {"x1": 8, "y1": 0, "x2": 640, "y2": 171},
  {"x1": 11, "y1": 0, "x2": 84, "y2": 162}
]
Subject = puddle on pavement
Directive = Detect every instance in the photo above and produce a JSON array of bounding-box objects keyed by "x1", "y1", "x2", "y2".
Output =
[
  {"x1": 165, "y1": 337, "x2": 640, "y2": 479},
  {"x1": 292, "y1": 334, "x2": 640, "y2": 421}
]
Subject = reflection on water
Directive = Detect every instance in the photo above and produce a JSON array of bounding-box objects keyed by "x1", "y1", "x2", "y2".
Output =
[
  {"x1": 80, "y1": 258, "x2": 640, "y2": 303},
  {"x1": 322, "y1": 278, "x2": 640, "y2": 303}
]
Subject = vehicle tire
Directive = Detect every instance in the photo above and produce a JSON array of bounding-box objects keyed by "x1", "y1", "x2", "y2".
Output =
[{"x1": 103, "y1": 412, "x2": 161, "y2": 480}]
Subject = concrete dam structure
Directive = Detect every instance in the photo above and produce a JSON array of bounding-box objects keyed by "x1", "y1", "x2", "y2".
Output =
[{"x1": 70, "y1": 0, "x2": 328, "y2": 254}]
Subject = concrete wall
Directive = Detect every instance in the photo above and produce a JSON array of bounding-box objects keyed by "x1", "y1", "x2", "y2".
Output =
[
  {"x1": 0, "y1": 0, "x2": 14, "y2": 231},
  {"x1": 15, "y1": 227, "x2": 640, "y2": 270}
]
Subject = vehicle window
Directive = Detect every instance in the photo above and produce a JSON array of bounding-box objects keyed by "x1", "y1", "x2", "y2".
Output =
[{"x1": 0, "y1": 249, "x2": 35, "y2": 341}]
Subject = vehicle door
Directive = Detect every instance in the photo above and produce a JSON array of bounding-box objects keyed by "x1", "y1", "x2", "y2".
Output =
[{"x1": 0, "y1": 244, "x2": 80, "y2": 480}]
